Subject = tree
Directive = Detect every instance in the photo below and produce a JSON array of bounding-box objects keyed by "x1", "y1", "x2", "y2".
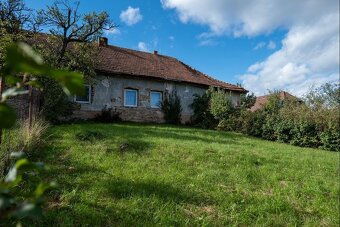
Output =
[
  {"x1": 239, "y1": 92, "x2": 256, "y2": 109},
  {"x1": 38, "y1": 0, "x2": 117, "y2": 63},
  {"x1": 34, "y1": 0, "x2": 117, "y2": 122}
]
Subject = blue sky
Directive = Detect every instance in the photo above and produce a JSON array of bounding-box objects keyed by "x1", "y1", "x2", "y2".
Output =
[{"x1": 25, "y1": 0, "x2": 339, "y2": 96}]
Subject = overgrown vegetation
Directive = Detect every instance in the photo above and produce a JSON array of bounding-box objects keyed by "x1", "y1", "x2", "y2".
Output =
[
  {"x1": 0, "y1": 118, "x2": 49, "y2": 176},
  {"x1": 93, "y1": 105, "x2": 121, "y2": 123},
  {"x1": 161, "y1": 91, "x2": 182, "y2": 124},
  {"x1": 190, "y1": 92, "x2": 217, "y2": 129},
  {"x1": 20, "y1": 123, "x2": 339, "y2": 226},
  {"x1": 0, "y1": 41, "x2": 84, "y2": 223},
  {"x1": 191, "y1": 84, "x2": 339, "y2": 151}
]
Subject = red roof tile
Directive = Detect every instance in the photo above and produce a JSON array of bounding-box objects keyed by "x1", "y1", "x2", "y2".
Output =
[{"x1": 96, "y1": 45, "x2": 247, "y2": 92}]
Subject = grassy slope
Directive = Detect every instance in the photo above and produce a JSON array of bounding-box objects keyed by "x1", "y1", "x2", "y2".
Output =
[{"x1": 31, "y1": 123, "x2": 338, "y2": 226}]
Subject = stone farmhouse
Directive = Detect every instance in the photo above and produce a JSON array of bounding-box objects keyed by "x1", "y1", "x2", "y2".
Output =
[{"x1": 73, "y1": 37, "x2": 247, "y2": 123}]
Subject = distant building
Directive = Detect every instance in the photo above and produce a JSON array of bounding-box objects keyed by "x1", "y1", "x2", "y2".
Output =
[{"x1": 250, "y1": 91, "x2": 301, "y2": 112}]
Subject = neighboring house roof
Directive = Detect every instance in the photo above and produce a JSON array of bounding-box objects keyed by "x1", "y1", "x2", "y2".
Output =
[
  {"x1": 96, "y1": 44, "x2": 247, "y2": 92},
  {"x1": 250, "y1": 91, "x2": 299, "y2": 112}
]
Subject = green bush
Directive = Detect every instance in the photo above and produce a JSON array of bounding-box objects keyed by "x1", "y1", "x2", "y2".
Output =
[
  {"x1": 190, "y1": 93, "x2": 218, "y2": 129},
  {"x1": 161, "y1": 91, "x2": 182, "y2": 124},
  {"x1": 210, "y1": 89, "x2": 234, "y2": 120},
  {"x1": 319, "y1": 126, "x2": 340, "y2": 152},
  {"x1": 274, "y1": 118, "x2": 294, "y2": 143}
]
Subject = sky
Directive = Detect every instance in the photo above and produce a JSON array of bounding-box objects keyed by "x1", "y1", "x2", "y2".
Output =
[{"x1": 25, "y1": 0, "x2": 339, "y2": 97}]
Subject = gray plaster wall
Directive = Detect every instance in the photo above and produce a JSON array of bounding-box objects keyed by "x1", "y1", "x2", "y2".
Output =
[{"x1": 74, "y1": 74, "x2": 241, "y2": 123}]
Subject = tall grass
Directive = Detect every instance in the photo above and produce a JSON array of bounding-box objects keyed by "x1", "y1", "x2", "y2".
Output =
[{"x1": 0, "y1": 117, "x2": 49, "y2": 177}]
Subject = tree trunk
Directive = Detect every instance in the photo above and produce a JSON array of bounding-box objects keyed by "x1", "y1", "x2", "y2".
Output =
[
  {"x1": 0, "y1": 76, "x2": 4, "y2": 144},
  {"x1": 28, "y1": 85, "x2": 33, "y2": 132}
]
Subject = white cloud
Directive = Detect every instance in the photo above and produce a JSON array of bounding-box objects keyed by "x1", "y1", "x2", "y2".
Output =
[
  {"x1": 240, "y1": 13, "x2": 339, "y2": 96},
  {"x1": 105, "y1": 28, "x2": 120, "y2": 35},
  {"x1": 161, "y1": 0, "x2": 336, "y2": 36},
  {"x1": 120, "y1": 6, "x2": 143, "y2": 26},
  {"x1": 169, "y1": 36, "x2": 175, "y2": 41},
  {"x1": 253, "y1": 42, "x2": 266, "y2": 50},
  {"x1": 161, "y1": 0, "x2": 339, "y2": 96},
  {"x1": 267, "y1": 41, "x2": 276, "y2": 50},
  {"x1": 198, "y1": 39, "x2": 218, "y2": 46},
  {"x1": 138, "y1": 42, "x2": 149, "y2": 52}
]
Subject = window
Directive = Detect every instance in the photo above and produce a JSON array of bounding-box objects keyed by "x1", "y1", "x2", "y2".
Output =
[
  {"x1": 150, "y1": 91, "x2": 162, "y2": 108},
  {"x1": 124, "y1": 89, "x2": 138, "y2": 107},
  {"x1": 75, "y1": 85, "x2": 91, "y2": 103}
]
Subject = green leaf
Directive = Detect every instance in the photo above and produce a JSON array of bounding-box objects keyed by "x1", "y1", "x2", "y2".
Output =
[
  {"x1": 26, "y1": 80, "x2": 43, "y2": 89},
  {"x1": 0, "y1": 103, "x2": 16, "y2": 128},
  {"x1": 49, "y1": 70, "x2": 84, "y2": 95},
  {"x1": 1, "y1": 87, "x2": 29, "y2": 100},
  {"x1": 15, "y1": 159, "x2": 43, "y2": 172},
  {"x1": 4, "y1": 43, "x2": 84, "y2": 96},
  {"x1": 34, "y1": 182, "x2": 57, "y2": 198},
  {"x1": 5, "y1": 75, "x2": 21, "y2": 86},
  {"x1": 13, "y1": 203, "x2": 43, "y2": 218},
  {"x1": 5, "y1": 42, "x2": 46, "y2": 75}
]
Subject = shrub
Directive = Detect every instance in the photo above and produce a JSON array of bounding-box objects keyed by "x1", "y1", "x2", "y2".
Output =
[
  {"x1": 319, "y1": 126, "x2": 340, "y2": 152},
  {"x1": 261, "y1": 114, "x2": 277, "y2": 141},
  {"x1": 94, "y1": 105, "x2": 121, "y2": 123},
  {"x1": 190, "y1": 93, "x2": 218, "y2": 129},
  {"x1": 39, "y1": 77, "x2": 76, "y2": 124},
  {"x1": 210, "y1": 89, "x2": 234, "y2": 121},
  {"x1": 274, "y1": 118, "x2": 294, "y2": 143},
  {"x1": 161, "y1": 91, "x2": 182, "y2": 124}
]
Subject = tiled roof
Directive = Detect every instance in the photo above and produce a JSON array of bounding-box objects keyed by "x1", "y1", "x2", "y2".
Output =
[
  {"x1": 250, "y1": 91, "x2": 299, "y2": 112},
  {"x1": 96, "y1": 45, "x2": 247, "y2": 92}
]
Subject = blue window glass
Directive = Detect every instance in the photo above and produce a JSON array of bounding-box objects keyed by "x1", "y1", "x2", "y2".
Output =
[
  {"x1": 124, "y1": 89, "x2": 137, "y2": 107},
  {"x1": 150, "y1": 91, "x2": 162, "y2": 108}
]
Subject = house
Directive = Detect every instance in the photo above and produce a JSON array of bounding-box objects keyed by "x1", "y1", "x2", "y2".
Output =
[
  {"x1": 72, "y1": 37, "x2": 247, "y2": 123},
  {"x1": 250, "y1": 91, "x2": 301, "y2": 112}
]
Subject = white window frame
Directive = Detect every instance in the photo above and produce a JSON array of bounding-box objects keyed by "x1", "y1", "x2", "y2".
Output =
[
  {"x1": 74, "y1": 85, "x2": 91, "y2": 104},
  {"x1": 150, "y1": 91, "x2": 162, "y2": 108},
  {"x1": 124, "y1": 89, "x2": 138, "y2": 107}
]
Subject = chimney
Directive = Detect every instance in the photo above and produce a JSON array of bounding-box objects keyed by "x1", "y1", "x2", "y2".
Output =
[
  {"x1": 153, "y1": 50, "x2": 158, "y2": 55},
  {"x1": 98, "y1": 37, "x2": 108, "y2": 47}
]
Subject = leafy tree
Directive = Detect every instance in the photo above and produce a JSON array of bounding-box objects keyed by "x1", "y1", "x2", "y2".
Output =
[{"x1": 31, "y1": 0, "x2": 117, "y2": 122}]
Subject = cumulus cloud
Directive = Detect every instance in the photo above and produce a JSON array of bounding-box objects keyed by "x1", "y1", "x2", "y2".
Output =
[
  {"x1": 161, "y1": 0, "x2": 339, "y2": 96},
  {"x1": 138, "y1": 42, "x2": 149, "y2": 52},
  {"x1": 120, "y1": 6, "x2": 143, "y2": 26}
]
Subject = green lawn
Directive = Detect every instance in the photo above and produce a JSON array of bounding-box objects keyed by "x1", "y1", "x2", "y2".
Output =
[{"x1": 29, "y1": 123, "x2": 338, "y2": 226}]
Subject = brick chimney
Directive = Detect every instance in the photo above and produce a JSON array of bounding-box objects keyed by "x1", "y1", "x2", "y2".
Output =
[
  {"x1": 98, "y1": 37, "x2": 108, "y2": 47},
  {"x1": 153, "y1": 50, "x2": 158, "y2": 55}
]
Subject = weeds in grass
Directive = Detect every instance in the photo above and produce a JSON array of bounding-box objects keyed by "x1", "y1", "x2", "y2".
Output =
[
  {"x1": 0, "y1": 117, "x2": 49, "y2": 176},
  {"x1": 75, "y1": 131, "x2": 105, "y2": 142}
]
